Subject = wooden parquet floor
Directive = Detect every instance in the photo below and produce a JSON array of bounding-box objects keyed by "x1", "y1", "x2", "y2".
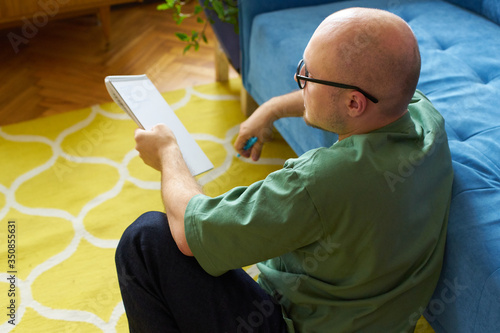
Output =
[{"x1": 0, "y1": 0, "x2": 237, "y2": 126}]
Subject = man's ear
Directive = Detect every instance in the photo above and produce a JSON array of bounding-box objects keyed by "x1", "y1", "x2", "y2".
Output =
[{"x1": 346, "y1": 91, "x2": 367, "y2": 117}]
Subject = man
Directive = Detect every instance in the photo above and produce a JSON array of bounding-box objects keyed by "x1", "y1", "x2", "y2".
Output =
[{"x1": 115, "y1": 7, "x2": 453, "y2": 333}]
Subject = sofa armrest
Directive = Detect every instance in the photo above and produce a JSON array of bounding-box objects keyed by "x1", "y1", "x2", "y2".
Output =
[{"x1": 238, "y1": 0, "x2": 348, "y2": 90}]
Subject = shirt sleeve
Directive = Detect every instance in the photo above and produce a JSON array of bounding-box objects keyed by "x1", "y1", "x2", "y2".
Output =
[{"x1": 185, "y1": 166, "x2": 324, "y2": 276}]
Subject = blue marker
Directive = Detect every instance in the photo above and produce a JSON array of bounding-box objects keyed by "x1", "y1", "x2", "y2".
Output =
[{"x1": 237, "y1": 136, "x2": 258, "y2": 157}]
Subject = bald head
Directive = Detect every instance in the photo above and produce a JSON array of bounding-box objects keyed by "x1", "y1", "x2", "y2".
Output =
[{"x1": 306, "y1": 8, "x2": 421, "y2": 116}]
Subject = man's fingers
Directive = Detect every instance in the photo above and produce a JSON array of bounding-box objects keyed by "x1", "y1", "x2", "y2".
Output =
[
  {"x1": 250, "y1": 141, "x2": 263, "y2": 161},
  {"x1": 134, "y1": 127, "x2": 145, "y2": 139},
  {"x1": 234, "y1": 135, "x2": 245, "y2": 152}
]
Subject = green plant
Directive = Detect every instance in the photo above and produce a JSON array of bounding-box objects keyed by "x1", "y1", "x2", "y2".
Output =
[{"x1": 157, "y1": 0, "x2": 238, "y2": 54}]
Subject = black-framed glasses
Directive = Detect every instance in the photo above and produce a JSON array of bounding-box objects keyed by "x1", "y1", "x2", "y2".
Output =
[{"x1": 295, "y1": 59, "x2": 379, "y2": 103}]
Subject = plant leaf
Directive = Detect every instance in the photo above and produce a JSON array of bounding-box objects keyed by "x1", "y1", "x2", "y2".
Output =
[
  {"x1": 159, "y1": 0, "x2": 240, "y2": 54},
  {"x1": 212, "y1": 0, "x2": 225, "y2": 19},
  {"x1": 157, "y1": 3, "x2": 171, "y2": 10},
  {"x1": 191, "y1": 31, "x2": 199, "y2": 41},
  {"x1": 175, "y1": 32, "x2": 189, "y2": 42},
  {"x1": 158, "y1": 0, "x2": 176, "y2": 9},
  {"x1": 194, "y1": 5, "x2": 203, "y2": 15}
]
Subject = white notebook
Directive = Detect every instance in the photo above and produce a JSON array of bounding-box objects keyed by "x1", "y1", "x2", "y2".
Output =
[{"x1": 104, "y1": 74, "x2": 213, "y2": 176}]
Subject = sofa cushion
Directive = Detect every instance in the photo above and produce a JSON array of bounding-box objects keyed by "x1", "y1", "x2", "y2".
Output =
[
  {"x1": 445, "y1": 0, "x2": 500, "y2": 25},
  {"x1": 246, "y1": 0, "x2": 500, "y2": 332}
]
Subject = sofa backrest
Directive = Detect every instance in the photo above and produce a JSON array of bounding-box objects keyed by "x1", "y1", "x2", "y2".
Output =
[
  {"x1": 239, "y1": 0, "x2": 346, "y2": 88},
  {"x1": 445, "y1": 0, "x2": 500, "y2": 24}
]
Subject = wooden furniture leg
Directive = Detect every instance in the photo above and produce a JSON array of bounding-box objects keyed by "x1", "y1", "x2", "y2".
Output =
[
  {"x1": 99, "y1": 6, "x2": 111, "y2": 48},
  {"x1": 214, "y1": 38, "x2": 229, "y2": 82},
  {"x1": 240, "y1": 84, "x2": 259, "y2": 117}
]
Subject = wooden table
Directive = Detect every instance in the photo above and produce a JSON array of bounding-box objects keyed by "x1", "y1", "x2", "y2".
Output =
[{"x1": 0, "y1": 0, "x2": 143, "y2": 45}]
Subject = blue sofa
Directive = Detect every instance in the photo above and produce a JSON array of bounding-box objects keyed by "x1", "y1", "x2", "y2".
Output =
[{"x1": 239, "y1": 0, "x2": 500, "y2": 332}]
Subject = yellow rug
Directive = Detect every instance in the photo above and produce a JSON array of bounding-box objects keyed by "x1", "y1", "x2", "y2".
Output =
[{"x1": 0, "y1": 79, "x2": 434, "y2": 332}]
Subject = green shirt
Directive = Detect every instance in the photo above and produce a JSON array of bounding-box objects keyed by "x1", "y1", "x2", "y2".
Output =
[{"x1": 185, "y1": 91, "x2": 453, "y2": 332}]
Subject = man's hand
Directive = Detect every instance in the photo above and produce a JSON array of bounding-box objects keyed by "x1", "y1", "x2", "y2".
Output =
[
  {"x1": 234, "y1": 91, "x2": 305, "y2": 161},
  {"x1": 134, "y1": 124, "x2": 177, "y2": 171},
  {"x1": 235, "y1": 106, "x2": 276, "y2": 161}
]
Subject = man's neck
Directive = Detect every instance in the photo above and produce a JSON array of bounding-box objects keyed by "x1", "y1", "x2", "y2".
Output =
[{"x1": 338, "y1": 109, "x2": 409, "y2": 141}]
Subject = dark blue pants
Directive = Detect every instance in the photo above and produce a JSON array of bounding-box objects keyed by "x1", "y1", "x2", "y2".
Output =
[{"x1": 115, "y1": 211, "x2": 288, "y2": 333}]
